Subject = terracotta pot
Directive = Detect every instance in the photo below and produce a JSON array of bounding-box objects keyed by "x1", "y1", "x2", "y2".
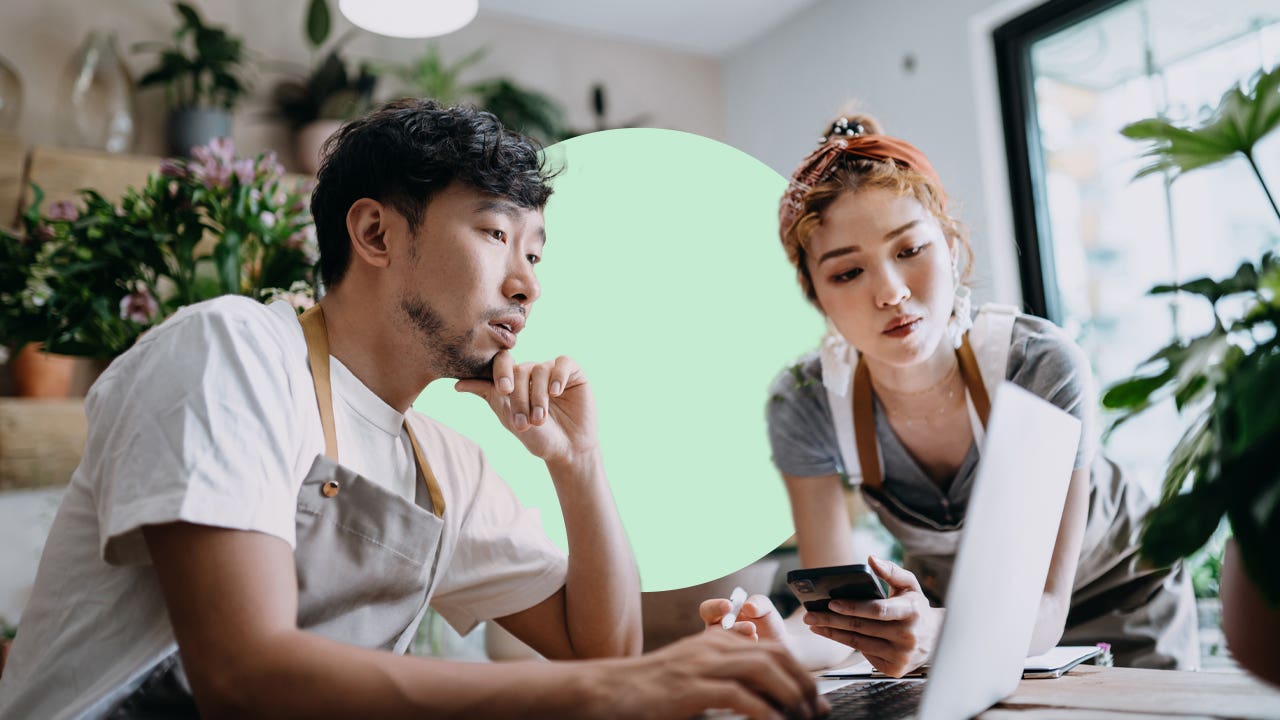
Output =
[
  {"x1": 1220, "y1": 538, "x2": 1280, "y2": 688},
  {"x1": 10, "y1": 343, "x2": 74, "y2": 398},
  {"x1": 295, "y1": 119, "x2": 344, "y2": 175},
  {"x1": 0, "y1": 637, "x2": 9, "y2": 678}
]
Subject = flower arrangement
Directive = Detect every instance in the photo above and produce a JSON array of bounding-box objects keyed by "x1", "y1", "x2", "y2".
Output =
[{"x1": 0, "y1": 138, "x2": 317, "y2": 359}]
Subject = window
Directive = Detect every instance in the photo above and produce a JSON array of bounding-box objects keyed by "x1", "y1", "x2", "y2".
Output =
[{"x1": 995, "y1": 0, "x2": 1280, "y2": 490}]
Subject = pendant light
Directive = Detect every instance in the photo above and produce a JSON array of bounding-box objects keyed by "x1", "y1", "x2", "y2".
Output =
[{"x1": 338, "y1": 0, "x2": 478, "y2": 39}]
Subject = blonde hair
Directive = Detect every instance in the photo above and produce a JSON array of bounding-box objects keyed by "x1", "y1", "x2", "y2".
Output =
[{"x1": 781, "y1": 112, "x2": 973, "y2": 303}]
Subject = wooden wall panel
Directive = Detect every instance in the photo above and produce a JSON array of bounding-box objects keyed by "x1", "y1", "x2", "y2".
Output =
[
  {"x1": 0, "y1": 132, "x2": 24, "y2": 230},
  {"x1": 0, "y1": 398, "x2": 85, "y2": 489},
  {"x1": 22, "y1": 145, "x2": 158, "y2": 211}
]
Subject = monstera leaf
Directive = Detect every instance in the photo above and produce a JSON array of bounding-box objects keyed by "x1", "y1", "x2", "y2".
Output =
[{"x1": 1122, "y1": 65, "x2": 1280, "y2": 220}]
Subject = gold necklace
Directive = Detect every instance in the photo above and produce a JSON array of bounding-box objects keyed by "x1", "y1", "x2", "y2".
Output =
[
  {"x1": 874, "y1": 362, "x2": 959, "y2": 398},
  {"x1": 872, "y1": 365, "x2": 965, "y2": 428}
]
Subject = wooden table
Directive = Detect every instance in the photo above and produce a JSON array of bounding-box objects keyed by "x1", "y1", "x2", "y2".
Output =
[{"x1": 977, "y1": 665, "x2": 1280, "y2": 719}]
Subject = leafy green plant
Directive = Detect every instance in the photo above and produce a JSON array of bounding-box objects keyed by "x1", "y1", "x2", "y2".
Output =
[
  {"x1": 383, "y1": 44, "x2": 571, "y2": 145},
  {"x1": 135, "y1": 2, "x2": 251, "y2": 110},
  {"x1": 271, "y1": 0, "x2": 378, "y2": 128},
  {"x1": 1189, "y1": 526, "x2": 1229, "y2": 599},
  {"x1": 0, "y1": 139, "x2": 316, "y2": 358},
  {"x1": 1103, "y1": 65, "x2": 1280, "y2": 606}
]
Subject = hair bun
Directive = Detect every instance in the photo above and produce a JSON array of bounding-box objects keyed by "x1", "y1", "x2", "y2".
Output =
[
  {"x1": 841, "y1": 113, "x2": 883, "y2": 135},
  {"x1": 822, "y1": 110, "x2": 884, "y2": 142}
]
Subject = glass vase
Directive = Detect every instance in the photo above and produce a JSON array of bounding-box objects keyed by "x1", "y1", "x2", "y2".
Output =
[
  {"x1": 0, "y1": 53, "x2": 21, "y2": 131},
  {"x1": 57, "y1": 31, "x2": 137, "y2": 153}
]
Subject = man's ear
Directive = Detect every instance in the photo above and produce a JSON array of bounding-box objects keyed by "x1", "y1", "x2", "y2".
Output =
[{"x1": 346, "y1": 198, "x2": 393, "y2": 271}]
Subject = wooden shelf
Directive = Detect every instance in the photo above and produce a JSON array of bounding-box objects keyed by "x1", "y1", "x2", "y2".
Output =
[{"x1": 0, "y1": 398, "x2": 86, "y2": 490}]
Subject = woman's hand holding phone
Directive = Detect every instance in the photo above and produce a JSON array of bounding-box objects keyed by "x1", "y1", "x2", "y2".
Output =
[{"x1": 801, "y1": 556, "x2": 944, "y2": 678}]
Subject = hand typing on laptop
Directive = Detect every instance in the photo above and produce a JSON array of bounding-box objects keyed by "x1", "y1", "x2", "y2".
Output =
[{"x1": 594, "y1": 631, "x2": 828, "y2": 720}]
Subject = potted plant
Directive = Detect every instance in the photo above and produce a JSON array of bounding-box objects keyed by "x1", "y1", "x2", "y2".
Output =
[
  {"x1": 136, "y1": 2, "x2": 251, "y2": 156},
  {"x1": 383, "y1": 44, "x2": 571, "y2": 145},
  {"x1": 272, "y1": 0, "x2": 378, "y2": 174},
  {"x1": 0, "y1": 191, "x2": 83, "y2": 396},
  {"x1": 0, "y1": 619, "x2": 14, "y2": 678},
  {"x1": 0, "y1": 138, "x2": 317, "y2": 363},
  {"x1": 1102, "y1": 64, "x2": 1280, "y2": 686}
]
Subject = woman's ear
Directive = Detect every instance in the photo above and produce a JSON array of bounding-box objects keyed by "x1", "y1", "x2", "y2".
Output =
[{"x1": 346, "y1": 198, "x2": 392, "y2": 271}]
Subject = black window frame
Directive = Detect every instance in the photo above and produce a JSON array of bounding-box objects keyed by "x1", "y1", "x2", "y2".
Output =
[{"x1": 992, "y1": 0, "x2": 1129, "y2": 322}]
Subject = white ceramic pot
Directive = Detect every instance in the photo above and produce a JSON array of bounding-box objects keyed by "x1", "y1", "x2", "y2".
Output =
[{"x1": 295, "y1": 119, "x2": 345, "y2": 176}]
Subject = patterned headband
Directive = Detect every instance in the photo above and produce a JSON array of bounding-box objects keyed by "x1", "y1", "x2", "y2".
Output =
[{"x1": 778, "y1": 119, "x2": 946, "y2": 239}]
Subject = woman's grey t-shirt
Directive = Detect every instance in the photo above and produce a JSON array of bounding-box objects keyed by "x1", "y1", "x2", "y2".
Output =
[{"x1": 766, "y1": 315, "x2": 1098, "y2": 527}]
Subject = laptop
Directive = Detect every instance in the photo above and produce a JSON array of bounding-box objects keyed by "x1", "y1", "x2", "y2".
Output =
[{"x1": 815, "y1": 381, "x2": 1081, "y2": 720}]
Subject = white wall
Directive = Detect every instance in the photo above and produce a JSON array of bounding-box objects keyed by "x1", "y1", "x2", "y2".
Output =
[
  {"x1": 0, "y1": 0, "x2": 724, "y2": 168},
  {"x1": 724, "y1": 0, "x2": 1043, "y2": 308}
]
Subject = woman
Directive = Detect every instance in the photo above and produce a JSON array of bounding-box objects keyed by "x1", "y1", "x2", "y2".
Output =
[{"x1": 701, "y1": 113, "x2": 1198, "y2": 675}]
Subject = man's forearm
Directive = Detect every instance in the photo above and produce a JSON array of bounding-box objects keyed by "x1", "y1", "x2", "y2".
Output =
[
  {"x1": 546, "y1": 450, "x2": 643, "y2": 658},
  {"x1": 203, "y1": 629, "x2": 601, "y2": 719}
]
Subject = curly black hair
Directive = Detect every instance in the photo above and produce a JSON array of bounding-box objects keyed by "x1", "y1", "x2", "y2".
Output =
[{"x1": 310, "y1": 99, "x2": 555, "y2": 288}]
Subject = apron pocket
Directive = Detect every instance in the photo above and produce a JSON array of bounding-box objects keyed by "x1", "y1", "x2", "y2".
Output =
[{"x1": 293, "y1": 455, "x2": 444, "y2": 649}]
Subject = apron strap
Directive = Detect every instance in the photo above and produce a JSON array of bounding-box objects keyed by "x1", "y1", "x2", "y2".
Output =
[
  {"x1": 957, "y1": 334, "x2": 991, "y2": 427},
  {"x1": 405, "y1": 420, "x2": 447, "y2": 518},
  {"x1": 299, "y1": 305, "x2": 339, "y2": 462},
  {"x1": 852, "y1": 334, "x2": 992, "y2": 492},
  {"x1": 852, "y1": 359, "x2": 882, "y2": 492},
  {"x1": 297, "y1": 304, "x2": 446, "y2": 518}
]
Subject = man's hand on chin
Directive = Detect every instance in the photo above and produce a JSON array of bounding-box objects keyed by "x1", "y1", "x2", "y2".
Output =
[{"x1": 454, "y1": 350, "x2": 599, "y2": 467}]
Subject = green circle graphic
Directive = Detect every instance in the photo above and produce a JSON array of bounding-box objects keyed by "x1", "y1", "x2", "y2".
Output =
[{"x1": 415, "y1": 128, "x2": 825, "y2": 591}]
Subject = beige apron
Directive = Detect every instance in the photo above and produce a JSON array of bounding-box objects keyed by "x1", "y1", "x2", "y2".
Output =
[
  {"x1": 851, "y1": 335, "x2": 991, "y2": 602},
  {"x1": 821, "y1": 310, "x2": 1199, "y2": 669},
  {"x1": 101, "y1": 305, "x2": 450, "y2": 717}
]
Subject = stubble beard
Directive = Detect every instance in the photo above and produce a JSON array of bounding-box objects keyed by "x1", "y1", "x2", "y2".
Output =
[{"x1": 399, "y1": 295, "x2": 494, "y2": 380}]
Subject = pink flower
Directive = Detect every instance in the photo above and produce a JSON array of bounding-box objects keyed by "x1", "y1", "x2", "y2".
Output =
[
  {"x1": 192, "y1": 159, "x2": 231, "y2": 190},
  {"x1": 258, "y1": 151, "x2": 285, "y2": 181},
  {"x1": 233, "y1": 158, "x2": 256, "y2": 186},
  {"x1": 30, "y1": 223, "x2": 56, "y2": 244},
  {"x1": 286, "y1": 225, "x2": 319, "y2": 264},
  {"x1": 119, "y1": 284, "x2": 159, "y2": 324},
  {"x1": 284, "y1": 291, "x2": 314, "y2": 311},
  {"x1": 46, "y1": 200, "x2": 78, "y2": 221},
  {"x1": 159, "y1": 158, "x2": 186, "y2": 179},
  {"x1": 191, "y1": 138, "x2": 235, "y2": 190},
  {"x1": 206, "y1": 136, "x2": 235, "y2": 164}
]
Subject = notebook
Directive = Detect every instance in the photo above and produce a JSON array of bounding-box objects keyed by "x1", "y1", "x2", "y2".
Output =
[{"x1": 821, "y1": 645, "x2": 1102, "y2": 680}]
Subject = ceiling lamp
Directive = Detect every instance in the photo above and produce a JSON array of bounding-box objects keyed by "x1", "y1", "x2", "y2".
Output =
[{"x1": 338, "y1": 0, "x2": 478, "y2": 39}]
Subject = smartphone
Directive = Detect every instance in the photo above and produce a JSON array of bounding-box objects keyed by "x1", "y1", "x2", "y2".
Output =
[{"x1": 786, "y1": 564, "x2": 888, "y2": 612}]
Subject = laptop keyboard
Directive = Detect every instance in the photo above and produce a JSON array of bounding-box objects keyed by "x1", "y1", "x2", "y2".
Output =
[{"x1": 824, "y1": 680, "x2": 925, "y2": 719}]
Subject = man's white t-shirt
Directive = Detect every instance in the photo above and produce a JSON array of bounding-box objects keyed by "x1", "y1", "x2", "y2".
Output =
[{"x1": 0, "y1": 297, "x2": 568, "y2": 720}]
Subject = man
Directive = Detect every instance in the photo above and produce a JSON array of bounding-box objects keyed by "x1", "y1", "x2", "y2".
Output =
[{"x1": 0, "y1": 100, "x2": 820, "y2": 719}]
